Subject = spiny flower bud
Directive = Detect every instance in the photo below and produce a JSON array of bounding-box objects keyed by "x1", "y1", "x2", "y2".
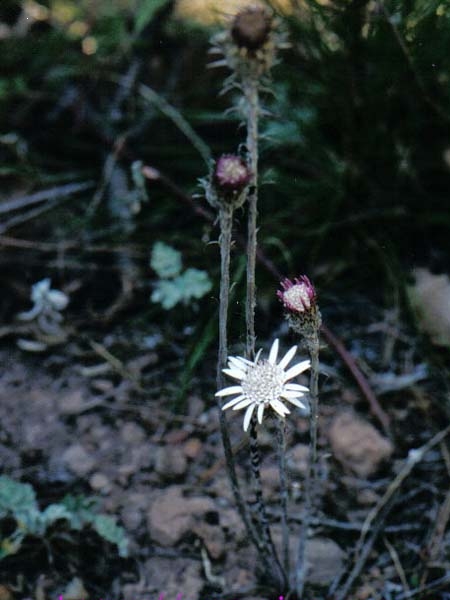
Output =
[
  {"x1": 210, "y1": 4, "x2": 287, "y2": 84},
  {"x1": 278, "y1": 276, "x2": 321, "y2": 343},
  {"x1": 231, "y1": 6, "x2": 272, "y2": 52},
  {"x1": 214, "y1": 154, "x2": 252, "y2": 193},
  {"x1": 202, "y1": 154, "x2": 251, "y2": 211}
]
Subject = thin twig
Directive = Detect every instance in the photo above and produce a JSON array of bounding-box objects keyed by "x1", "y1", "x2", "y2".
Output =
[
  {"x1": 322, "y1": 324, "x2": 390, "y2": 435},
  {"x1": 395, "y1": 574, "x2": 450, "y2": 600},
  {"x1": 88, "y1": 339, "x2": 144, "y2": 392},
  {"x1": 0, "y1": 234, "x2": 147, "y2": 256},
  {"x1": 360, "y1": 426, "x2": 450, "y2": 545},
  {"x1": 0, "y1": 181, "x2": 95, "y2": 216},
  {"x1": 109, "y1": 59, "x2": 142, "y2": 121},
  {"x1": 384, "y1": 536, "x2": 410, "y2": 595},
  {"x1": 138, "y1": 84, "x2": 211, "y2": 165},
  {"x1": 0, "y1": 199, "x2": 62, "y2": 234},
  {"x1": 331, "y1": 424, "x2": 450, "y2": 600},
  {"x1": 87, "y1": 140, "x2": 125, "y2": 217},
  {"x1": 420, "y1": 487, "x2": 450, "y2": 589},
  {"x1": 265, "y1": 507, "x2": 422, "y2": 533}
]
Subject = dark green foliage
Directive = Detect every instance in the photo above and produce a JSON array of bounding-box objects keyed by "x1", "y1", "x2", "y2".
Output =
[{"x1": 1, "y1": 0, "x2": 449, "y2": 384}]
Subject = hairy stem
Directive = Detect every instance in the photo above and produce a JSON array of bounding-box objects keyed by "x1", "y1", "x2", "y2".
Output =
[
  {"x1": 217, "y1": 206, "x2": 233, "y2": 373},
  {"x1": 216, "y1": 206, "x2": 267, "y2": 568},
  {"x1": 249, "y1": 418, "x2": 287, "y2": 590},
  {"x1": 241, "y1": 76, "x2": 286, "y2": 589},
  {"x1": 244, "y1": 78, "x2": 259, "y2": 361},
  {"x1": 295, "y1": 334, "x2": 320, "y2": 598},
  {"x1": 277, "y1": 418, "x2": 290, "y2": 583}
]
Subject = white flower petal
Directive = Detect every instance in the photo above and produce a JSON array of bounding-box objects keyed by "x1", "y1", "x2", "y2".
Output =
[
  {"x1": 257, "y1": 403, "x2": 265, "y2": 424},
  {"x1": 268, "y1": 339, "x2": 279, "y2": 365},
  {"x1": 280, "y1": 390, "x2": 305, "y2": 399},
  {"x1": 254, "y1": 348, "x2": 263, "y2": 363},
  {"x1": 243, "y1": 404, "x2": 256, "y2": 431},
  {"x1": 270, "y1": 399, "x2": 290, "y2": 417},
  {"x1": 229, "y1": 356, "x2": 253, "y2": 367},
  {"x1": 17, "y1": 305, "x2": 42, "y2": 322},
  {"x1": 215, "y1": 385, "x2": 243, "y2": 397},
  {"x1": 32, "y1": 278, "x2": 50, "y2": 302},
  {"x1": 278, "y1": 345, "x2": 297, "y2": 370},
  {"x1": 222, "y1": 368, "x2": 246, "y2": 380},
  {"x1": 221, "y1": 394, "x2": 246, "y2": 410},
  {"x1": 47, "y1": 290, "x2": 69, "y2": 310},
  {"x1": 232, "y1": 398, "x2": 255, "y2": 411},
  {"x1": 284, "y1": 383, "x2": 309, "y2": 392},
  {"x1": 283, "y1": 359, "x2": 311, "y2": 381},
  {"x1": 284, "y1": 396, "x2": 306, "y2": 409}
]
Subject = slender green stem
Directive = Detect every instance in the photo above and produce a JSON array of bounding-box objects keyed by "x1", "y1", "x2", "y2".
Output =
[
  {"x1": 244, "y1": 78, "x2": 259, "y2": 361},
  {"x1": 249, "y1": 418, "x2": 287, "y2": 590},
  {"x1": 216, "y1": 205, "x2": 269, "y2": 569},
  {"x1": 277, "y1": 418, "x2": 290, "y2": 583},
  {"x1": 295, "y1": 334, "x2": 320, "y2": 598}
]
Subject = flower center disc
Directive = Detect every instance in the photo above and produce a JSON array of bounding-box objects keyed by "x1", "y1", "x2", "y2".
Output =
[{"x1": 241, "y1": 360, "x2": 283, "y2": 405}]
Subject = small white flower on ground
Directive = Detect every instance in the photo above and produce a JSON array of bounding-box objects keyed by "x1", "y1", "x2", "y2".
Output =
[
  {"x1": 216, "y1": 339, "x2": 310, "y2": 431},
  {"x1": 18, "y1": 278, "x2": 69, "y2": 322}
]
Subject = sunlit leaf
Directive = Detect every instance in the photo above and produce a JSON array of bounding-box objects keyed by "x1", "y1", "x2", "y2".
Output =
[{"x1": 134, "y1": 0, "x2": 173, "y2": 34}]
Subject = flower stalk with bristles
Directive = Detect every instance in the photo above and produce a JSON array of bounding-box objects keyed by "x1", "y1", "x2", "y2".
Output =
[
  {"x1": 209, "y1": 7, "x2": 292, "y2": 593},
  {"x1": 210, "y1": 5, "x2": 287, "y2": 363},
  {"x1": 278, "y1": 275, "x2": 322, "y2": 596},
  {"x1": 202, "y1": 154, "x2": 266, "y2": 570},
  {"x1": 210, "y1": 5, "x2": 288, "y2": 92}
]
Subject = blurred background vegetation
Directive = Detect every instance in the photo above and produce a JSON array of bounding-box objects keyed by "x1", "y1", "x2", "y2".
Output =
[
  {"x1": 1, "y1": 0, "x2": 450, "y2": 393},
  {"x1": 1, "y1": 4, "x2": 450, "y2": 595}
]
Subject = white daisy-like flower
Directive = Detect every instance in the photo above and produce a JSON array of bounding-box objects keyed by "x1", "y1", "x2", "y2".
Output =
[{"x1": 216, "y1": 339, "x2": 310, "y2": 432}]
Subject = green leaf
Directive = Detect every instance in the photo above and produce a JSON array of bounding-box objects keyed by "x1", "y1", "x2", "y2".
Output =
[
  {"x1": 41, "y1": 504, "x2": 75, "y2": 528},
  {"x1": 178, "y1": 268, "x2": 212, "y2": 301},
  {"x1": 61, "y1": 494, "x2": 98, "y2": 529},
  {"x1": 134, "y1": 0, "x2": 172, "y2": 35},
  {"x1": 92, "y1": 515, "x2": 129, "y2": 558},
  {"x1": 0, "y1": 476, "x2": 38, "y2": 520},
  {"x1": 150, "y1": 241, "x2": 183, "y2": 279},
  {"x1": 151, "y1": 268, "x2": 212, "y2": 309},
  {"x1": 151, "y1": 278, "x2": 184, "y2": 309},
  {"x1": 0, "y1": 481, "x2": 129, "y2": 562}
]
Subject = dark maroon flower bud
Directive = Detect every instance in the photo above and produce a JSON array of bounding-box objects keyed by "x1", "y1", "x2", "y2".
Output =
[
  {"x1": 278, "y1": 276, "x2": 321, "y2": 342},
  {"x1": 214, "y1": 154, "x2": 251, "y2": 194},
  {"x1": 231, "y1": 6, "x2": 272, "y2": 52}
]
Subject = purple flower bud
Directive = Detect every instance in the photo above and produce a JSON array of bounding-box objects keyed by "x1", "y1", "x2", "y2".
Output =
[
  {"x1": 278, "y1": 276, "x2": 321, "y2": 341},
  {"x1": 277, "y1": 276, "x2": 316, "y2": 313},
  {"x1": 214, "y1": 154, "x2": 251, "y2": 194}
]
